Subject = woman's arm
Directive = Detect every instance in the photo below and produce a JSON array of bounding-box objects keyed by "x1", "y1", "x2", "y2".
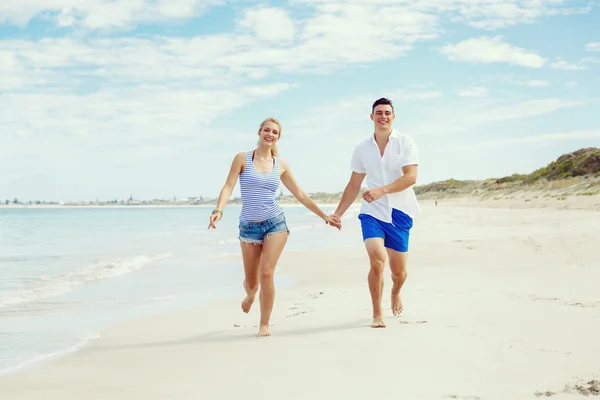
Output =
[
  {"x1": 279, "y1": 159, "x2": 340, "y2": 229},
  {"x1": 208, "y1": 152, "x2": 245, "y2": 229}
]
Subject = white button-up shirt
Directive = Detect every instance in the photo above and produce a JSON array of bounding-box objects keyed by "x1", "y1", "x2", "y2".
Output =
[{"x1": 350, "y1": 129, "x2": 420, "y2": 223}]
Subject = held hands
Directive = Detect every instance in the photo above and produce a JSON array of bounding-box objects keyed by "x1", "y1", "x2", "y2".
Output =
[
  {"x1": 208, "y1": 209, "x2": 222, "y2": 229},
  {"x1": 362, "y1": 187, "x2": 384, "y2": 203},
  {"x1": 325, "y1": 214, "x2": 342, "y2": 230}
]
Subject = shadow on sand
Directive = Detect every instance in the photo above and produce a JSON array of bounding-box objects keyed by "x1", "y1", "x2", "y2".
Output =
[{"x1": 93, "y1": 319, "x2": 370, "y2": 352}]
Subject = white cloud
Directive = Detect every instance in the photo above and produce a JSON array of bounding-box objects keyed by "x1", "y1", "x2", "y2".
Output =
[
  {"x1": 0, "y1": 33, "x2": 408, "y2": 94},
  {"x1": 581, "y1": 57, "x2": 600, "y2": 65},
  {"x1": 281, "y1": 89, "x2": 443, "y2": 143},
  {"x1": 459, "y1": 98, "x2": 581, "y2": 126},
  {"x1": 463, "y1": 129, "x2": 600, "y2": 150},
  {"x1": 2, "y1": 0, "x2": 586, "y2": 35},
  {"x1": 0, "y1": 0, "x2": 223, "y2": 29},
  {"x1": 293, "y1": 0, "x2": 590, "y2": 32},
  {"x1": 0, "y1": 83, "x2": 294, "y2": 165},
  {"x1": 566, "y1": 81, "x2": 578, "y2": 88},
  {"x1": 3, "y1": 0, "x2": 465, "y2": 93},
  {"x1": 284, "y1": 91, "x2": 581, "y2": 144},
  {"x1": 545, "y1": 4, "x2": 593, "y2": 17},
  {"x1": 552, "y1": 59, "x2": 587, "y2": 70},
  {"x1": 584, "y1": 42, "x2": 600, "y2": 52},
  {"x1": 406, "y1": 97, "x2": 584, "y2": 137},
  {"x1": 528, "y1": 80, "x2": 549, "y2": 87},
  {"x1": 458, "y1": 87, "x2": 489, "y2": 97},
  {"x1": 0, "y1": 2, "x2": 588, "y2": 81},
  {"x1": 458, "y1": 2, "x2": 546, "y2": 30},
  {"x1": 440, "y1": 36, "x2": 546, "y2": 68},
  {"x1": 299, "y1": 3, "x2": 439, "y2": 43},
  {"x1": 238, "y1": 7, "x2": 296, "y2": 42}
]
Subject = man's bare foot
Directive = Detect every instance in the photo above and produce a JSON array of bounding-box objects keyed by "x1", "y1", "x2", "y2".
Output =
[
  {"x1": 241, "y1": 281, "x2": 257, "y2": 313},
  {"x1": 371, "y1": 317, "x2": 386, "y2": 328},
  {"x1": 392, "y1": 292, "x2": 403, "y2": 316},
  {"x1": 258, "y1": 324, "x2": 271, "y2": 337}
]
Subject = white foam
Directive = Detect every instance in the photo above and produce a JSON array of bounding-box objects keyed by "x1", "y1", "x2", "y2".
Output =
[
  {"x1": 0, "y1": 332, "x2": 100, "y2": 376},
  {"x1": 0, "y1": 252, "x2": 173, "y2": 308}
]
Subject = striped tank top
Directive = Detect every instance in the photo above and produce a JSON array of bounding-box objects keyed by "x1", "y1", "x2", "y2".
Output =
[{"x1": 238, "y1": 151, "x2": 283, "y2": 222}]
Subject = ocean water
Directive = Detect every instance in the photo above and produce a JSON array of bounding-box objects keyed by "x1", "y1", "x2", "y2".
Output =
[{"x1": 0, "y1": 205, "x2": 361, "y2": 375}]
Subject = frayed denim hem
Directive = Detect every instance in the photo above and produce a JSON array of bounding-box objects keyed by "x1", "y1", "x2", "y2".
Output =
[
  {"x1": 239, "y1": 236, "x2": 263, "y2": 245},
  {"x1": 238, "y1": 229, "x2": 289, "y2": 245},
  {"x1": 264, "y1": 229, "x2": 289, "y2": 238}
]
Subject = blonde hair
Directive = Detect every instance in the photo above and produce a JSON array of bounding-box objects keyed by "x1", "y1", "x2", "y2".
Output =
[{"x1": 258, "y1": 117, "x2": 282, "y2": 157}]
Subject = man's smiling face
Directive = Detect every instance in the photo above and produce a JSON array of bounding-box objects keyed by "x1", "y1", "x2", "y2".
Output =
[{"x1": 371, "y1": 104, "x2": 395, "y2": 130}]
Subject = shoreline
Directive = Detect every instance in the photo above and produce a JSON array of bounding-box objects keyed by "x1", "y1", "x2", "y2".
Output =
[
  {"x1": 0, "y1": 233, "x2": 312, "y2": 378},
  {"x1": 0, "y1": 270, "x2": 299, "y2": 378},
  {"x1": 2, "y1": 192, "x2": 598, "y2": 211},
  {"x1": 1, "y1": 202, "x2": 599, "y2": 399},
  {"x1": 0, "y1": 203, "x2": 345, "y2": 209}
]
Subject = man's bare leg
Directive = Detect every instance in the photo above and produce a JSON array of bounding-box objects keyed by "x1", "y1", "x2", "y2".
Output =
[
  {"x1": 364, "y1": 238, "x2": 387, "y2": 328},
  {"x1": 239, "y1": 240, "x2": 262, "y2": 313},
  {"x1": 387, "y1": 248, "x2": 408, "y2": 316},
  {"x1": 257, "y1": 231, "x2": 288, "y2": 337}
]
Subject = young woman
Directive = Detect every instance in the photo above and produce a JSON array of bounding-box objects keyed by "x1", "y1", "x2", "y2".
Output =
[{"x1": 208, "y1": 117, "x2": 341, "y2": 337}]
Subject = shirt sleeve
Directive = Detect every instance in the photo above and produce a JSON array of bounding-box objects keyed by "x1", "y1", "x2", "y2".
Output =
[
  {"x1": 401, "y1": 136, "x2": 419, "y2": 166},
  {"x1": 350, "y1": 144, "x2": 365, "y2": 173}
]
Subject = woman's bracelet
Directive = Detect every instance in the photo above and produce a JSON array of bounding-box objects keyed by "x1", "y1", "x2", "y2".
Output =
[{"x1": 212, "y1": 208, "x2": 223, "y2": 216}]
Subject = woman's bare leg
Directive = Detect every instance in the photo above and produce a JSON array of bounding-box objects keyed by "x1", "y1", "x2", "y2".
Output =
[
  {"x1": 257, "y1": 231, "x2": 288, "y2": 336},
  {"x1": 239, "y1": 240, "x2": 262, "y2": 313}
]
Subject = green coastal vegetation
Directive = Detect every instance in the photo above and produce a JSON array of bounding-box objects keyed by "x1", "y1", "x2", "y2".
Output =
[
  {"x1": 412, "y1": 147, "x2": 600, "y2": 201},
  {"x1": 2, "y1": 148, "x2": 598, "y2": 207}
]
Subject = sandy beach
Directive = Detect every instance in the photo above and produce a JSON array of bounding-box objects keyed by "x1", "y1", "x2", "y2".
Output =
[{"x1": 1, "y1": 199, "x2": 599, "y2": 400}]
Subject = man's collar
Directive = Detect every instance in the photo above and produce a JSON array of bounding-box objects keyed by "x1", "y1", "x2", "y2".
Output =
[{"x1": 370, "y1": 128, "x2": 400, "y2": 143}]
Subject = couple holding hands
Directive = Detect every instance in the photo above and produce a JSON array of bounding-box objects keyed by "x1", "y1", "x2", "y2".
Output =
[{"x1": 208, "y1": 97, "x2": 420, "y2": 337}]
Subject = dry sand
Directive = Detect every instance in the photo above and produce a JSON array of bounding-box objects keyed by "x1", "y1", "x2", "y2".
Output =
[{"x1": 1, "y1": 199, "x2": 599, "y2": 400}]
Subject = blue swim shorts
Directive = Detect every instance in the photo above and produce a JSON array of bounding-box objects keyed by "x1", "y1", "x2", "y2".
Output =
[
  {"x1": 238, "y1": 212, "x2": 289, "y2": 244},
  {"x1": 358, "y1": 208, "x2": 413, "y2": 253}
]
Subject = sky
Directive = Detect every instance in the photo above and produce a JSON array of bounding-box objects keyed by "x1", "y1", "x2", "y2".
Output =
[{"x1": 1, "y1": 0, "x2": 599, "y2": 203}]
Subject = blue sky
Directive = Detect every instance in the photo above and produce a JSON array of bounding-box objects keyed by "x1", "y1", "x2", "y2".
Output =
[{"x1": 1, "y1": 0, "x2": 599, "y2": 202}]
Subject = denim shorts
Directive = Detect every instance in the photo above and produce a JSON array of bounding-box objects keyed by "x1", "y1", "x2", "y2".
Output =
[
  {"x1": 238, "y1": 212, "x2": 289, "y2": 244},
  {"x1": 358, "y1": 208, "x2": 413, "y2": 252}
]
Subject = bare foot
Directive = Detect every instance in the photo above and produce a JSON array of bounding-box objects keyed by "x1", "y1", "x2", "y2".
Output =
[
  {"x1": 241, "y1": 281, "x2": 257, "y2": 313},
  {"x1": 241, "y1": 296, "x2": 255, "y2": 313},
  {"x1": 371, "y1": 316, "x2": 386, "y2": 328},
  {"x1": 258, "y1": 324, "x2": 271, "y2": 337},
  {"x1": 392, "y1": 292, "x2": 403, "y2": 316}
]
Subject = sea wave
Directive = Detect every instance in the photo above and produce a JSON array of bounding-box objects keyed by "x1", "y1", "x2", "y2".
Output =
[
  {"x1": 0, "y1": 332, "x2": 100, "y2": 375},
  {"x1": 0, "y1": 252, "x2": 173, "y2": 308}
]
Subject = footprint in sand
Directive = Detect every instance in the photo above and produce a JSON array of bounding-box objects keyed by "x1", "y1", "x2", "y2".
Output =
[
  {"x1": 530, "y1": 296, "x2": 599, "y2": 309},
  {"x1": 287, "y1": 310, "x2": 308, "y2": 318},
  {"x1": 286, "y1": 303, "x2": 314, "y2": 318},
  {"x1": 535, "y1": 378, "x2": 600, "y2": 397},
  {"x1": 534, "y1": 391, "x2": 556, "y2": 397},
  {"x1": 452, "y1": 239, "x2": 476, "y2": 250}
]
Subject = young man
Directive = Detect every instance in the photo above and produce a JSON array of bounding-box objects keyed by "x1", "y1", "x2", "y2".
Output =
[{"x1": 331, "y1": 97, "x2": 420, "y2": 328}]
